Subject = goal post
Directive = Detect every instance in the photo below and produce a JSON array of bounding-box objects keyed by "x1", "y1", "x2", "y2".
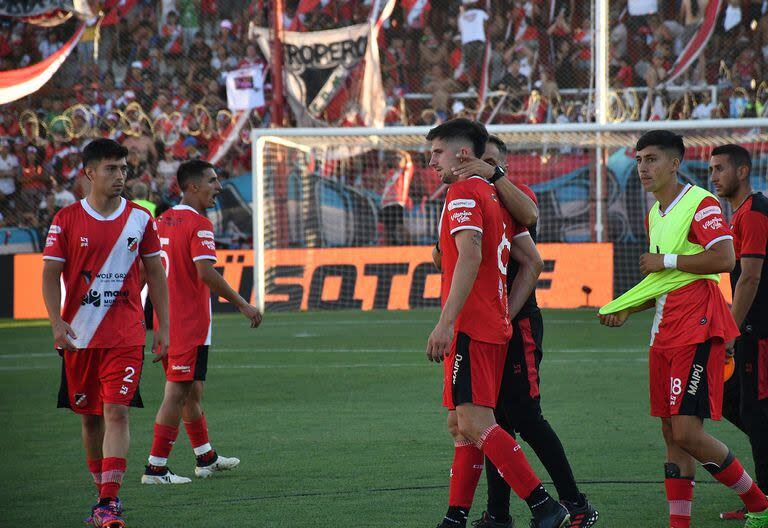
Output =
[{"x1": 251, "y1": 118, "x2": 768, "y2": 313}]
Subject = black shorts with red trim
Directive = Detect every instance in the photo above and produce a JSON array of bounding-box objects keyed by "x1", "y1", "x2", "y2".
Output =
[
  {"x1": 731, "y1": 333, "x2": 768, "y2": 405},
  {"x1": 495, "y1": 311, "x2": 544, "y2": 426}
]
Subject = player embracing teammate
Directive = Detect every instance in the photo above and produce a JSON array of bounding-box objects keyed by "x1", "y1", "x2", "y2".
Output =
[{"x1": 426, "y1": 118, "x2": 570, "y2": 528}]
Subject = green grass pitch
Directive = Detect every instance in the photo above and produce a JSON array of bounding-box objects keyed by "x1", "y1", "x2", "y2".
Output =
[{"x1": 0, "y1": 309, "x2": 756, "y2": 527}]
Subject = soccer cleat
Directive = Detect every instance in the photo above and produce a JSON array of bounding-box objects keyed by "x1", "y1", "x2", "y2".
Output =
[
  {"x1": 720, "y1": 506, "x2": 747, "y2": 520},
  {"x1": 529, "y1": 501, "x2": 570, "y2": 528},
  {"x1": 91, "y1": 499, "x2": 125, "y2": 528},
  {"x1": 84, "y1": 498, "x2": 123, "y2": 525},
  {"x1": 194, "y1": 453, "x2": 240, "y2": 478},
  {"x1": 745, "y1": 509, "x2": 768, "y2": 528},
  {"x1": 562, "y1": 495, "x2": 599, "y2": 527},
  {"x1": 435, "y1": 521, "x2": 465, "y2": 528},
  {"x1": 471, "y1": 511, "x2": 515, "y2": 527},
  {"x1": 141, "y1": 465, "x2": 191, "y2": 485}
]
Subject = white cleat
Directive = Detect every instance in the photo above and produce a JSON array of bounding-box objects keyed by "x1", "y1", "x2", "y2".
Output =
[
  {"x1": 141, "y1": 466, "x2": 192, "y2": 485},
  {"x1": 194, "y1": 454, "x2": 240, "y2": 478}
]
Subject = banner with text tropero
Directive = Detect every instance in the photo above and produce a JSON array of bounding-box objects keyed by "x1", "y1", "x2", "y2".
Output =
[{"x1": 12, "y1": 244, "x2": 615, "y2": 319}]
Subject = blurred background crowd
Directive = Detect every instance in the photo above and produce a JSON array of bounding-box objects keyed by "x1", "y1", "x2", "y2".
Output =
[{"x1": 1, "y1": 0, "x2": 766, "y2": 246}]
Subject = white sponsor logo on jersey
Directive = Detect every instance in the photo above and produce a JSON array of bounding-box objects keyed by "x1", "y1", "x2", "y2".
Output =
[
  {"x1": 197, "y1": 230, "x2": 214, "y2": 239},
  {"x1": 80, "y1": 236, "x2": 89, "y2": 247},
  {"x1": 448, "y1": 199, "x2": 476, "y2": 210},
  {"x1": 694, "y1": 205, "x2": 721, "y2": 222},
  {"x1": 201, "y1": 240, "x2": 216, "y2": 250},
  {"x1": 703, "y1": 217, "x2": 723, "y2": 230},
  {"x1": 450, "y1": 211, "x2": 472, "y2": 223},
  {"x1": 48, "y1": 225, "x2": 61, "y2": 234},
  {"x1": 171, "y1": 364, "x2": 191, "y2": 372}
]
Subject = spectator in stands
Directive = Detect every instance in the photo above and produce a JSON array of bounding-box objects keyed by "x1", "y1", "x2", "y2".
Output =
[
  {"x1": 380, "y1": 150, "x2": 413, "y2": 246},
  {"x1": 457, "y1": 0, "x2": 488, "y2": 90},
  {"x1": 0, "y1": 138, "x2": 20, "y2": 206},
  {"x1": 19, "y1": 145, "x2": 48, "y2": 214},
  {"x1": 423, "y1": 64, "x2": 461, "y2": 121},
  {"x1": 692, "y1": 91, "x2": 716, "y2": 119},
  {"x1": 419, "y1": 25, "x2": 448, "y2": 71},
  {"x1": 38, "y1": 31, "x2": 62, "y2": 59}
]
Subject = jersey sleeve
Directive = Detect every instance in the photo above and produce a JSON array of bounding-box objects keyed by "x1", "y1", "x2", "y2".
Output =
[
  {"x1": 139, "y1": 215, "x2": 162, "y2": 257},
  {"x1": 189, "y1": 218, "x2": 217, "y2": 262},
  {"x1": 739, "y1": 210, "x2": 768, "y2": 259},
  {"x1": 445, "y1": 184, "x2": 483, "y2": 236},
  {"x1": 42, "y1": 211, "x2": 68, "y2": 262},
  {"x1": 516, "y1": 183, "x2": 538, "y2": 206},
  {"x1": 688, "y1": 196, "x2": 733, "y2": 249}
]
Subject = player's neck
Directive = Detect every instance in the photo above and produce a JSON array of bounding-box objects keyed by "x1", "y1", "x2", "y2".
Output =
[
  {"x1": 85, "y1": 193, "x2": 122, "y2": 217},
  {"x1": 654, "y1": 179, "x2": 685, "y2": 212},
  {"x1": 727, "y1": 185, "x2": 753, "y2": 211},
  {"x1": 180, "y1": 197, "x2": 205, "y2": 215}
]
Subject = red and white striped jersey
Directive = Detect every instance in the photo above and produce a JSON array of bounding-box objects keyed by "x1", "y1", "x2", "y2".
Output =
[
  {"x1": 155, "y1": 205, "x2": 218, "y2": 351},
  {"x1": 43, "y1": 198, "x2": 161, "y2": 349}
]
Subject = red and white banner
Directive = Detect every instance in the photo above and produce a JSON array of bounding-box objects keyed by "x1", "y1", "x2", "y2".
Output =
[
  {"x1": 662, "y1": 0, "x2": 723, "y2": 85},
  {"x1": 0, "y1": 22, "x2": 85, "y2": 105}
]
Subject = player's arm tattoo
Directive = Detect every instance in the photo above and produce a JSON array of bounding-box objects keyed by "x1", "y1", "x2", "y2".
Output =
[{"x1": 471, "y1": 232, "x2": 482, "y2": 247}]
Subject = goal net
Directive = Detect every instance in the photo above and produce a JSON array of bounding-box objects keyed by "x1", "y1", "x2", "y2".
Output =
[{"x1": 248, "y1": 119, "x2": 768, "y2": 312}]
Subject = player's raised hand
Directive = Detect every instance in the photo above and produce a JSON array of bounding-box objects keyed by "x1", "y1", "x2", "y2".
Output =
[
  {"x1": 51, "y1": 319, "x2": 77, "y2": 351},
  {"x1": 152, "y1": 324, "x2": 170, "y2": 363},
  {"x1": 239, "y1": 304, "x2": 263, "y2": 328},
  {"x1": 639, "y1": 253, "x2": 665, "y2": 275},
  {"x1": 451, "y1": 156, "x2": 495, "y2": 180},
  {"x1": 426, "y1": 319, "x2": 453, "y2": 362},
  {"x1": 598, "y1": 309, "x2": 629, "y2": 327}
]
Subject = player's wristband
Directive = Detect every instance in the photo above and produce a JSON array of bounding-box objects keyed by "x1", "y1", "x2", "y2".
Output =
[{"x1": 663, "y1": 254, "x2": 678, "y2": 270}]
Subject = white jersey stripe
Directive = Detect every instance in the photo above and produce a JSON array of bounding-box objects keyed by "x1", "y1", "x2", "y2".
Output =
[
  {"x1": 204, "y1": 297, "x2": 212, "y2": 346},
  {"x1": 69, "y1": 208, "x2": 151, "y2": 348},
  {"x1": 650, "y1": 293, "x2": 667, "y2": 347}
]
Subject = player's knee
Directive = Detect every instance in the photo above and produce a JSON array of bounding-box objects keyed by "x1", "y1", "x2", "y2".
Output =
[
  {"x1": 670, "y1": 424, "x2": 697, "y2": 449},
  {"x1": 661, "y1": 418, "x2": 674, "y2": 444},
  {"x1": 102, "y1": 404, "x2": 130, "y2": 426},
  {"x1": 81, "y1": 415, "x2": 102, "y2": 434}
]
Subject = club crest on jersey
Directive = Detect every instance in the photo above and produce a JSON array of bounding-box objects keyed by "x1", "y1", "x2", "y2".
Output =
[
  {"x1": 127, "y1": 236, "x2": 139, "y2": 252},
  {"x1": 74, "y1": 393, "x2": 87, "y2": 407}
]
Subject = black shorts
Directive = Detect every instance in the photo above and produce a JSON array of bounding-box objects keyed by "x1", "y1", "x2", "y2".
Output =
[
  {"x1": 495, "y1": 311, "x2": 544, "y2": 426},
  {"x1": 732, "y1": 334, "x2": 768, "y2": 405}
]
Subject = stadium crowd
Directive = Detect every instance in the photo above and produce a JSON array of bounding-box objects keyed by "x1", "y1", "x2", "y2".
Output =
[{"x1": 1, "y1": 0, "x2": 767, "y2": 242}]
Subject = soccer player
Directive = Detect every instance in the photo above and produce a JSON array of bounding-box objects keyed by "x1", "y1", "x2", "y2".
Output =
[
  {"x1": 141, "y1": 160, "x2": 262, "y2": 484},
  {"x1": 599, "y1": 130, "x2": 768, "y2": 528},
  {"x1": 426, "y1": 118, "x2": 569, "y2": 528},
  {"x1": 450, "y1": 135, "x2": 599, "y2": 528},
  {"x1": 709, "y1": 144, "x2": 768, "y2": 521},
  {"x1": 42, "y1": 138, "x2": 169, "y2": 528}
]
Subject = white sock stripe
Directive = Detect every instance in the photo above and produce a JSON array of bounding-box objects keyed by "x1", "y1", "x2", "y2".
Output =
[
  {"x1": 669, "y1": 500, "x2": 692, "y2": 517},
  {"x1": 193, "y1": 443, "x2": 212, "y2": 456},
  {"x1": 101, "y1": 469, "x2": 124, "y2": 484},
  {"x1": 476, "y1": 424, "x2": 499, "y2": 450},
  {"x1": 731, "y1": 472, "x2": 754, "y2": 495},
  {"x1": 148, "y1": 456, "x2": 168, "y2": 466},
  {"x1": 90, "y1": 472, "x2": 101, "y2": 483}
]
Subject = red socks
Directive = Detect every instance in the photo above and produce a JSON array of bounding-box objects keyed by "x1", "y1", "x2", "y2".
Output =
[
  {"x1": 448, "y1": 440, "x2": 485, "y2": 508},
  {"x1": 148, "y1": 423, "x2": 179, "y2": 467},
  {"x1": 665, "y1": 478, "x2": 694, "y2": 528},
  {"x1": 711, "y1": 456, "x2": 768, "y2": 513},
  {"x1": 100, "y1": 457, "x2": 126, "y2": 501},
  {"x1": 87, "y1": 458, "x2": 102, "y2": 492},
  {"x1": 478, "y1": 425, "x2": 541, "y2": 500},
  {"x1": 184, "y1": 415, "x2": 213, "y2": 456}
]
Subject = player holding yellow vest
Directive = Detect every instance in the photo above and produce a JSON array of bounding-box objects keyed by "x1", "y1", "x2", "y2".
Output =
[{"x1": 599, "y1": 131, "x2": 768, "y2": 528}]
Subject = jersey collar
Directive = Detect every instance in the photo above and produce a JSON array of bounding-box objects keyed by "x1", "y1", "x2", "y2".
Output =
[
  {"x1": 659, "y1": 183, "x2": 692, "y2": 217},
  {"x1": 173, "y1": 204, "x2": 201, "y2": 215},
  {"x1": 80, "y1": 197, "x2": 126, "y2": 221}
]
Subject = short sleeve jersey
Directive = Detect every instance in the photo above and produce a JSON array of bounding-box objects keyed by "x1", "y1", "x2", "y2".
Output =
[
  {"x1": 439, "y1": 176, "x2": 512, "y2": 344},
  {"x1": 646, "y1": 189, "x2": 740, "y2": 347},
  {"x1": 156, "y1": 205, "x2": 218, "y2": 350},
  {"x1": 730, "y1": 192, "x2": 768, "y2": 336},
  {"x1": 43, "y1": 198, "x2": 161, "y2": 349}
]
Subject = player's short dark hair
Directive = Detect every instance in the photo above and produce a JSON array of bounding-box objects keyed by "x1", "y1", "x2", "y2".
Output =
[
  {"x1": 487, "y1": 135, "x2": 507, "y2": 157},
  {"x1": 635, "y1": 130, "x2": 685, "y2": 159},
  {"x1": 426, "y1": 118, "x2": 489, "y2": 158},
  {"x1": 82, "y1": 138, "x2": 128, "y2": 166},
  {"x1": 711, "y1": 144, "x2": 752, "y2": 172},
  {"x1": 177, "y1": 159, "x2": 215, "y2": 190}
]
